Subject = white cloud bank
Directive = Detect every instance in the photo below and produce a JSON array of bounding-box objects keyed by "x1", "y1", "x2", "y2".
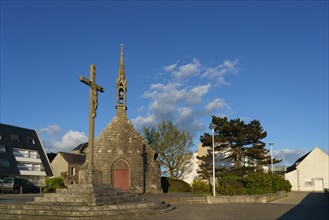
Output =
[
  {"x1": 39, "y1": 124, "x2": 61, "y2": 136},
  {"x1": 132, "y1": 58, "x2": 238, "y2": 136},
  {"x1": 39, "y1": 124, "x2": 87, "y2": 153},
  {"x1": 273, "y1": 148, "x2": 309, "y2": 166},
  {"x1": 201, "y1": 59, "x2": 239, "y2": 86}
]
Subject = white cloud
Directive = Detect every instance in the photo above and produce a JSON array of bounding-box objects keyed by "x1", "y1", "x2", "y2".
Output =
[
  {"x1": 187, "y1": 84, "x2": 211, "y2": 104},
  {"x1": 131, "y1": 115, "x2": 156, "y2": 129},
  {"x1": 38, "y1": 124, "x2": 87, "y2": 153},
  {"x1": 163, "y1": 63, "x2": 178, "y2": 72},
  {"x1": 137, "y1": 105, "x2": 145, "y2": 112},
  {"x1": 205, "y1": 98, "x2": 228, "y2": 112},
  {"x1": 135, "y1": 81, "x2": 211, "y2": 135},
  {"x1": 144, "y1": 83, "x2": 211, "y2": 107},
  {"x1": 132, "y1": 57, "x2": 239, "y2": 139},
  {"x1": 53, "y1": 130, "x2": 88, "y2": 152},
  {"x1": 172, "y1": 58, "x2": 201, "y2": 79},
  {"x1": 178, "y1": 107, "x2": 192, "y2": 119},
  {"x1": 273, "y1": 148, "x2": 308, "y2": 166},
  {"x1": 201, "y1": 59, "x2": 239, "y2": 86},
  {"x1": 39, "y1": 124, "x2": 61, "y2": 136}
]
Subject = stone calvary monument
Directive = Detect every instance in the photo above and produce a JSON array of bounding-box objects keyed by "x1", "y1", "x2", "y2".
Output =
[
  {"x1": 0, "y1": 45, "x2": 170, "y2": 219},
  {"x1": 79, "y1": 64, "x2": 105, "y2": 185}
]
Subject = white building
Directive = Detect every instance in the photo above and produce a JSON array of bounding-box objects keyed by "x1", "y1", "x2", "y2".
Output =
[
  {"x1": 285, "y1": 147, "x2": 329, "y2": 191},
  {"x1": 182, "y1": 151, "x2": 199, "y2": 184},
  {"x1": 183, "y1": 143, "x2": 235, "y2": 184}
]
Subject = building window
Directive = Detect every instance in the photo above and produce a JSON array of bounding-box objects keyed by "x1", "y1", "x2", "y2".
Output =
[
  {"x1": 0, "y1": 145, "x2": 6, "y2": 153},
  {"x1": 13, "y1": 148, "x2": 40, "y2": 159},
  {"x1": 0, "y1": 159, "x2": 10, "y2": 168},
  {"x1": 10, "y1": 135, "x2": 20, "y2": 143},
  {"x1": 304, "y1": 178, "x2": 313, "y2": 186},
  {"x1": 0, "y1": 134, "x2": 2, "y2": 140},
  {"x1": 27, "y1": 137, "x2": 36, "y2": 144},
  {"x1": 17, "y1": 162, "x2": 43, "y2": 171},
  {"x1": 70, "y1": 167, "x2": 76, "y2": 176}
]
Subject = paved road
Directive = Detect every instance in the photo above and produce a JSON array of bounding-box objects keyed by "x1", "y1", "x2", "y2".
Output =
[{"x1": 135, "y1": 191, "x2": 329, "y2": 220}]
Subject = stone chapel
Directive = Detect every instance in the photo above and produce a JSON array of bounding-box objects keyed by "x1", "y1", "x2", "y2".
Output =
[{"x1": 91, "y1": 45, "x2": 161, "y2": 193}]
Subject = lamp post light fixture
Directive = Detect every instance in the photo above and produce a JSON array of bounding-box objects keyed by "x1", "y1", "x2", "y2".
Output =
[
  {"x1": 269, "y1": 142, "x2": 274, "y2": 174},
  {"x1": 210, "y1": 123, "x2": 217, "y2": 197}
]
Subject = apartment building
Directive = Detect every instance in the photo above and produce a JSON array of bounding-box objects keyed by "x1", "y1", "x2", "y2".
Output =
[{"x1": 0, "y1": 123, "x2": 53, "y2": 186}]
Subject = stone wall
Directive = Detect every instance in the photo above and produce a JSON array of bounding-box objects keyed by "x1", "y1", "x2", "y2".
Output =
[{"x1": 206, "y1": 191, "x2": 288, "y2": 204}]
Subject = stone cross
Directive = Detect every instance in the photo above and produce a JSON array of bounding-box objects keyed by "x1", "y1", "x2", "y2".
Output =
[{"x1": 80, "y1": 64, "x2": 105, "y2": 171}]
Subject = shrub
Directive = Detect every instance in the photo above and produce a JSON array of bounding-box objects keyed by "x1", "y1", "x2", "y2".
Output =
[
  {"x1": 218, "y1": 175, "x2": 245, "y2": 195},
  {"x1": 165, "y1": 177, "x2": 191, "y2": 192},
  {"x1": 43, "y1": 177, "x2": 66, "y2": 193},
  {"x1": 242, "y1": 172, "x2": 272, "y2": 195},
  {"x1": 270, "y1": 174, "x2": 292, "y2": 192},
  {"x1": 191, "y1": 179, "x2": 210, "y2": 193},
  {"x1": 283, "y1": 179, "x2": 292, "y2": 192},
  {"x1": 214, "y1": 172, "x2": 292, "y2": 195}
]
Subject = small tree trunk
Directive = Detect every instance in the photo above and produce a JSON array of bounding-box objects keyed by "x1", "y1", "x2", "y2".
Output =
[{"x1": 168, "y1": 166, "x2": 174, "y2": 177}]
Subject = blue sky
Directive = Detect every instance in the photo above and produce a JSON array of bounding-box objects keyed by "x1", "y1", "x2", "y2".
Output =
[{"x1": 1, "y1": 0, "x2": 328, "y2": 166}]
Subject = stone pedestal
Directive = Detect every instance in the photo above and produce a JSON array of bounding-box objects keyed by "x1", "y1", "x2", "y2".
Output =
[
  {"x1": 35, "y1": 184, "x2": 140, "y2": 206},
  {"x1": 79, "y1": 168, "x2": 103, "y2": 185}
]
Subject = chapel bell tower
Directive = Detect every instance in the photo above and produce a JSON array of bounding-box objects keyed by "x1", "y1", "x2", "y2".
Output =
[{"x1": 116, "y1": 44, "x2": 127, "y2": 113}]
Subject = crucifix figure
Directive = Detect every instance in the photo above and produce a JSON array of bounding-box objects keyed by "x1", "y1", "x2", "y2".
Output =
[{"x1": 80, "y1": 64, "x2": 105, "y2": 172}]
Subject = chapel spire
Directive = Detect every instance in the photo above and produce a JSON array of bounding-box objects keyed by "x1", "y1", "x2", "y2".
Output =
[
  {"x1": 118, "y1": 43, "x2": 125, "y2": 78},
  {"x1": 116, "y1": 44, "x2": 127, "y2": 112}
]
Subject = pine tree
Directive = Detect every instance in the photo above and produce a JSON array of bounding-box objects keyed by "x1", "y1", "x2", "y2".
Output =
[{"x1": 198, "y1": 116, "x2": 281, "y2": 177}]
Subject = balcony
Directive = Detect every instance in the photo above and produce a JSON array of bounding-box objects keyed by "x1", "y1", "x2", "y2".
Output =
[
  {"x1": 19, "y1": 170, "x2": 47, "y2": 176},
  {"x1": 15, "y1": 156, "x2": 42, "y2": 163}
]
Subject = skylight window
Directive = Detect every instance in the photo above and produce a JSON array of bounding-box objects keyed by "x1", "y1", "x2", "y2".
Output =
[
  {"x1": 27, "y1": 137, "x2": 36, "y2": 144},
  {"x1": 10, "y1": 134, "x2": 20, "y2": 143},
  {"x1": 0, "y1": 145, "x2": 6, "y2": 153}
]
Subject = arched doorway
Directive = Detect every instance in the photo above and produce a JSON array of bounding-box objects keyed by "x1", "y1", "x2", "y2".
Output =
[{"x1": 112, "y1": 159, "x2": 130, "y2": 192}]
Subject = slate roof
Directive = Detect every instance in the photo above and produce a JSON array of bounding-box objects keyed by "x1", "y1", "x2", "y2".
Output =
[
  {"x1": 60, "y1": 152, "x2": 85, "y2": 165},
  {"x1": 286, "y1": 150, "x2": 311, "y2": 172},
  {"x1": 0, "y1": 123, "x2": 53, "y2": 177},
  {"x1": 72, "y1": 142, "x2": 88, "y2": 153}
]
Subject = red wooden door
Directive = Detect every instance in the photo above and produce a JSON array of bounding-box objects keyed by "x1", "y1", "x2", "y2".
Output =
[{"x1": 113, "y1": 169, "x2": 129, "y2": 191}]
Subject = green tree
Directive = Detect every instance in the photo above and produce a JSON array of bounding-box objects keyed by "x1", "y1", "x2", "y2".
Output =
[
  {"x1": 198, "y1": 116, "x2": 281, "y2": 177},
  {"x1": 142, "y1": 120, "x2": 194, "y2": 179}
]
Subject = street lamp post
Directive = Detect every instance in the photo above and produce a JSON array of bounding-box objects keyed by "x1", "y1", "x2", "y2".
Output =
[
  {"x1": 269, "y1": 143, "x2": 274, "y2": 174},
  {"x1": 210, "y1": 123, "x2": 217, "y2": 197},
  {"x1": 281, "y1": 150, "x2": 286, "y2": 172}
]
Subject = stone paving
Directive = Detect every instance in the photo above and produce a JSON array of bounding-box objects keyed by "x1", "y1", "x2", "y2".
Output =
[{"x1": 135, "y1": 191, "x2": 329, "y2": 220}]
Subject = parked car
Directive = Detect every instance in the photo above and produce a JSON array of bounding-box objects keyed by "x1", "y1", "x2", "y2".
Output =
[
  {"x1": 2, "y1": 177, "x2": 39, "y2": 194},
  {"x1": 0, "y1": 179, "x2": 3, "y2": 193}
]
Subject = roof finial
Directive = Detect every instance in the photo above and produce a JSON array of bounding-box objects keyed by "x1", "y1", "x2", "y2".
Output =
[{"x1": 119, "y1": 43, "x2": 125, "y2": 77}]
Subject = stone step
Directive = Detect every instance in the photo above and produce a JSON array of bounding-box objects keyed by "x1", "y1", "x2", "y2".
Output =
[
  {"x1": 65, "y1": 184, "x2": 121, "y2": 191},
  {"x1": 0, "y1": 201, "x2": 166, "y2": 211},
  {"x1": 0, "y1": 200, "x2": 173, "y2": 220},
  {"x1": 42, "y1": 191, "x2": 130, "y2": 198},
  {"x1": 34, "y1": 194, "x2": 139, "y2": 205},
  {"x1": 56, "y1": 188, "x2": 122, "y2": 195}
]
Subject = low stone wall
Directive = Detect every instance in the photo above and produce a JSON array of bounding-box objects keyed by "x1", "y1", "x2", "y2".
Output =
[{"x1": 206, "y1": 191, "x2": 288, "y2": 204}]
